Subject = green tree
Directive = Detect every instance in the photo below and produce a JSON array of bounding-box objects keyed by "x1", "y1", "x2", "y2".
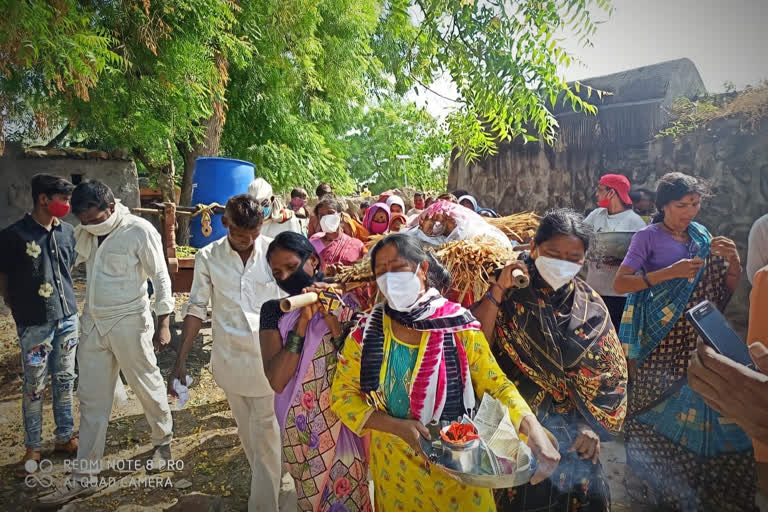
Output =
[
  {"x1": 373, "y1": 0, "x2": 611, "y2": 161},
  {"x1": 221, "y1": 0, "x2": 382, "y2": 195},
  {"x1": 0, "y1": 0, "x2": 127, "y2": 149},
  {"x1": 2, "y1": 0, "x2": 612, "y2": 213},
  {"x1": 67, "y1": 0, "x2": 249, "y2": 235},
  {"x1": 344, "y1": 98, "x2": 449, "y2": 194}
]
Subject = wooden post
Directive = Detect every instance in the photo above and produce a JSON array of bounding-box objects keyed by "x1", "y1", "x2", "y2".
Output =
[{"x1": 163, "y1": 203, "x2": 179, "y2": 289}]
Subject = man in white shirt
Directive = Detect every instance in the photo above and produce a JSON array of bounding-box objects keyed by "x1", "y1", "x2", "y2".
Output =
[
  {"x1": 583, "y1": 174, "x2": 647, "y2": 329},
  {"x1": 748, "y1": 213, "x2": 768, "y2": 285},
  {"x1": 248, "y1": 178, "x2": 303, "y2": 239},
  {"x1": 41, "y1": 180, "x2": 174, "y2": 505},
  {"x1": 169, "y1": 194, "x2": 285, "y2": 511}
]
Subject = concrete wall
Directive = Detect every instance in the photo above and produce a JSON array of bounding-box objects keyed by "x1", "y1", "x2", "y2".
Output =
[
  {"x1": 449, "y1": 117, "x2": 768, "y2": 333},
  {"x1": 0, "y1": 143, "x2": 140, "y2": 229}
]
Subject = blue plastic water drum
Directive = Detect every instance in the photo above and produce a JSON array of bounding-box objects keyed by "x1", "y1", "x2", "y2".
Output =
[{"x1": 189, "y1": 157, "x2": 254, "y2": 248}]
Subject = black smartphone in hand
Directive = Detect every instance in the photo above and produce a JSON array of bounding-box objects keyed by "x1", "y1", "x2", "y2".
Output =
[{"x1": 686, "y1": 300, "x2": 755, "y2": 369}]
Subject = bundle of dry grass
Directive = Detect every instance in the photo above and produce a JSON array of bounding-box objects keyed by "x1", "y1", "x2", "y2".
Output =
[
  {"x1": 365, "y1": 234, "x2": 385, "y2": 250},
  {"x1": 331, "y1": 256, "x2": 374, "y2": 290},
  {"x1": 485, "y1": 212, "x2": 540, "y2": 243},
  {"x1": 433, "y1": 236, "x2": 519, "y2": 301},
  {"x1": 334, "y1": 235, "x2": 520, "y2": 301}
]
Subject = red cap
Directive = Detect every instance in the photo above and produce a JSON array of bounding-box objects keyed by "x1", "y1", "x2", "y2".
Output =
[{"x1": 599, "y1": 174, "x2": 632, "y2": 205}]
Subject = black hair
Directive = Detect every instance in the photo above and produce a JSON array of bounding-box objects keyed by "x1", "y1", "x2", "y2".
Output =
[
  {"x1": 360, "y1": 200, "x2": 371, "y2": 210},
  {"x1": 267, "y1": 231, "x2": 318, "y2": 263},
  {"x1": 225, "y1": 194, "x2": 264, "y2": 229},
  {"x1": 630, "y1": 187, "x2": 655, "y2": 202},
  {"x1": 533, "y1": 208, "x2": 593, "y2": 252},
  {"x1": 71, "y1": 180, "x2": 115, "y2": 214},
  {"x1": 370, "y1": 233, "x2": 451, "y2": 292},
  {"x1": 316, "y1": 183, "x2": 333, "y2": 198},
  {"x1": 31, "y1": 174, "x2": 75, "y2": 205},
  {"x1": 451, "y1": 189, "x2": 470, "y2": 198},
  {"x1": 414, "y1": 191, "x2": 425, "y2": 198},
  {"x1": 314, "y1": 196, "x2": 343, "y2": 216},
  {"x1": 291, "y1": 187, "x2": 308, "y2": 199},
  {"x1": 652, "y1": 172, "x2": 711, "y2": 223}
]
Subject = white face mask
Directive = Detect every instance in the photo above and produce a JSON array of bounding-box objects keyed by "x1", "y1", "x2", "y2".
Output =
[
  {"x1": 376, "y1": 271, "x2": 424, "y2": 311},
  {"x1": 319, "y1": 213, "x2": 341, "y2": 234},
  {"x1": 534, "y1": 256, "x2": 582, "y2": 291},
  {"x1": 81, "y1": 210, "x2": 119, "y2": 236}
]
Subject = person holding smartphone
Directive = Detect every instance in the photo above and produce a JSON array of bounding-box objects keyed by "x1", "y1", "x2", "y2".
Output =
[
  {"x1": 689, "y1": 261, "x2": 768, "y2": 493},
  {"x1": 613, "y1": 172, "x2": 756, "y2": 511}
]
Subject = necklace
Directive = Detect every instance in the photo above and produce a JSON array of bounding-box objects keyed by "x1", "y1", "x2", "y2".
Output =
[{"x1": 662, "y1": 222, "x2": 688, "y2": 242}]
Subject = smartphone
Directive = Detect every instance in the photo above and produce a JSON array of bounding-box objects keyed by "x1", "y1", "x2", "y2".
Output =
[{"x1": 685, "y1": 300, "x2": 755, "y2": 369}]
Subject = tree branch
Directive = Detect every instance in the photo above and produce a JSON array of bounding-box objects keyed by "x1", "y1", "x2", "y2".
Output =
[
  {"x1": 408, "y1": 74, "x2": 461, "y2": 104},
  {"x1": 405, "y1": 0, "x2": 432, "y2": 64},
  {"x1": 44, "y1": 124, "x2": 70, "y2": 148},
  {"x1": 132, "y1": 147, "x2": 153, "y2": 172}
]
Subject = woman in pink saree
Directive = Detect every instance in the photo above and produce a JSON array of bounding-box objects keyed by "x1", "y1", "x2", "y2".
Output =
[{"x1": 310, "y1": 197, "x2": 365, "y2": 275}]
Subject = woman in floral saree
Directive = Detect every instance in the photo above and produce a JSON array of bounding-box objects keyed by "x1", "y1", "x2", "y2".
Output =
[{"x1": 260, "y1": 232, "x2": 371, "y2": 512}]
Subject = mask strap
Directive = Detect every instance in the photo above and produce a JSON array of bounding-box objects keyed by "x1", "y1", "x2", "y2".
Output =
[{"x1": 300, "y1": 253, "x2": 319, "y2": 279}]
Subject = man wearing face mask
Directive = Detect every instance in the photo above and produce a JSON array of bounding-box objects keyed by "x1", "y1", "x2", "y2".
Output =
[
  {"x1": 583, "y1": 174, "x2": 646, "y2": 329},
  {"x1": 39, "y1": 180, "x2": 175, "y2": 505},
  {"x1": 473, "y1": 208, "x2": 628, "y2": 512},
  {"x1": 248, "y1": 178, "x2": 303, "y2": 239},
  {"x1": 0, "y1": 174, "x2": 79, "y2": 476},
  {"x1": 169, "y1": 194, "x2": 286, "y2": 512}
]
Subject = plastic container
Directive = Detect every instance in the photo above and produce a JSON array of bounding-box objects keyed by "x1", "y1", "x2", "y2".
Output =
[{"x1": 189, "y1": 157, "x2": 254, "y2": 247}]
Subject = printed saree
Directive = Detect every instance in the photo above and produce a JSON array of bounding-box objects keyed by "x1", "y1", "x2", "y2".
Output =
[
  {"x1": 332, "y1": 304, "x2": 533, "y2": 512},
  {"x1": 275, "y1": 309, "x2": 372, "y2": 512},
  {"x1": 619, "y1": 222, "x2": 757, "y2": 511},
  {"x1": 492, "y1": 255, "x2": 628, "y2": 511}
]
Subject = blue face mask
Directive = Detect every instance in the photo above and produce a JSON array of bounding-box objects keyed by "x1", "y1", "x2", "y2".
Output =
[{"x1": 263, "y1": 205, "x2": 271, "y2": 218}]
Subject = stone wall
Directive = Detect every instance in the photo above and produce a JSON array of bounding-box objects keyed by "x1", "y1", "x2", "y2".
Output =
[
  {"x1": 449, "y1": 117, "x2": 768, "y2": 333},
  {"x1": 0, "y1": 142, "x2": 140, "y2": 229}
]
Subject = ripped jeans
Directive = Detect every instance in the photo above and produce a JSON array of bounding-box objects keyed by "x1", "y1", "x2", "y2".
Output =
[{"x1": 17, "y1": 314, "x2": 79, "y2": 450}]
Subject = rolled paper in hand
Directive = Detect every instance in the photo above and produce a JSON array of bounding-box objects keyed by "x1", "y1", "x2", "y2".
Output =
[
  {"x1": 280, "y1": 292, "x2": 319, "y2": 312},
  {"x1": 511, "y1": 268, "x2": 530, "y2": 288}
]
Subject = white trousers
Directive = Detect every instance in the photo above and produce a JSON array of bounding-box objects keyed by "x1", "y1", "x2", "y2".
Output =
[
  {"x1": 226, "y1": 392, "x2": 281, "y2": 512},
  {"x1": 74, "y1": 311, "x2": 173, "y2": 477}
]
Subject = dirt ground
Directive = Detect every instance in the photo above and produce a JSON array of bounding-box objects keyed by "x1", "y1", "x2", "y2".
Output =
[
  {"x1": 0, "y1": 279, "x2": 299, "y2": 511},
  {"x1": 0, "y1": 278, "x2": 742, "y2": 511}
]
